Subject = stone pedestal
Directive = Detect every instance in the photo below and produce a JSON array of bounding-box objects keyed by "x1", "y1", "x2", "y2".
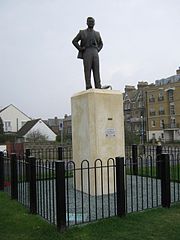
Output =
[{"x1": 71, "y1": 89, "x2": 125, "y2": 195}]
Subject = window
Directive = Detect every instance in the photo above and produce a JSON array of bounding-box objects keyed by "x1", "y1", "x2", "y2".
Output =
[
  {"x1": 170, "y1": 103, "x2": 175, "y2": 115},
  {"x1": 124, "y1": 102, "x2": 131, "y2": 110},
  {"x1": 151, "y1": 120, "x2": 156, "y2": 127},
  {"x1": 161, "y1": 133, "x2": 164, "y2": 139},
  {"x1": 168, "y1": 89, "x2": 174, "y2": 102},
  {"x1": 158, "y1": 89, "x2": 164, "y2": 101},
  {"x1": 159, "y1": 106, "x2": 165, "y2": 115},
  {"x1": 59, "y1": 122, "x2": 63, "y2": 130},
  {"x1": 171, "y1": 118, "x2": 176, "y2": 128},
  {"x1": 4, "y1": 121, "x2": 12, "y2": 132},
  {"x1": 160, "y1": 120, "x2": 165, "y2": 128},
  {"x1": 67, "y1": 127, "x2": 72, "y2": 135},
  {"x1": 150, "y1": 108, "x2": 156, "y2": 116},
  {"x1": 149, "y1": 94, "x2": 155, "y2": 102}
]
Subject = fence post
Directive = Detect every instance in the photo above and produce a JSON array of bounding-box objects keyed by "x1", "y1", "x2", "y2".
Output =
[
  {"x1": 11, "y1": 153, "x2": 18, "y2": 200},
  {"x1": 160, "y1": 153, "x2": 171, "y2": 208},
  {"x1": 58, "y1": 147, "x2": 63, "y2": 160},
  {"x1": 116, "y1": 157, "x2": 126, "y2": 217},
  {"x1": 132, "y1": 144, "x2": 138, "y2": 175},
  {"x1": 29, "y1": 156, "x2": 37, "y2": 214},
  {"x1": 55, "y1": 161, "x2": 66, "y2": 231},
  {"x1": 26, "y1": 149, "x2": 31, "y2": 159},
  {"x1": 0, "y1": 152, "x2": 4, "y2": 191},
  {"x1": 25, "y1": 149, "x2": 31, "y2": 181},
  {"x1": 142, "y1": 144, "x2": 146, "y2": 155},
  {"x1": 156, "y1": 145, "x2": 162, "y2": 179}
]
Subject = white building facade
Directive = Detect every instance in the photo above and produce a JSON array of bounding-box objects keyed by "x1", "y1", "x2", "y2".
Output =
[
  {"x1": 24, "y1": 119, "x2": 57, "y2": 141},
  {"x1": 0, "y1": 104, "x2": 31, "y2": 132}
]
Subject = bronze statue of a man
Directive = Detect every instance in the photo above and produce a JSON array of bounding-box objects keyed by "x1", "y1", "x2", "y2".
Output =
[{"x1": 72, "y1": 17, "x2": 103, "y2": 90}]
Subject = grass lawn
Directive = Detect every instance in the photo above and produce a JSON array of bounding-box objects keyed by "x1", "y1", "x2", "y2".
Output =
[
  {"x1": 1, "y1": 191, "x2": 180, "y2": 240},
  {"x1": 126, "y1": 164, "x2": 180, "y2": 182}
]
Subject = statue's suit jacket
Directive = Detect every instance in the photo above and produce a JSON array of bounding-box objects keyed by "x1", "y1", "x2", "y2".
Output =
[{"x1": 72, "y1": 29, "x2": 103, "y2": 59}]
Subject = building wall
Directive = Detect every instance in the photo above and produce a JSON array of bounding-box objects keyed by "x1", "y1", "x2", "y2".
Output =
[
  {"x1": 123, "y1": 82, "x2": 148, "y2": 143},
  {"x1": 148, "y1": 130, "x2": 164, "y2": 141},
  {"x1": 174, "y1": 130, "x2": 180, "y2": 141},
  {"x1": 24, "y1": 120, "x2": 57, "y2": 141},
  {"x1": 46, "y1": 117, "x2": 63, "y2": 135},
  {"x1": 0, "y1": 104, "x2": 31, "y2": 132},
  {"x1": 63, "y1": 115, "x2": 72, "y2": 139},
  {"x1": 147, "y1": 81, "x2": 180, "y2": 142}
]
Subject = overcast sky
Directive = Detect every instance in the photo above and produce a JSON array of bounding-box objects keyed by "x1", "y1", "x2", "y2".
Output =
[{"x1": 0, "y1": 0, "x2": 180, "y2": 119}]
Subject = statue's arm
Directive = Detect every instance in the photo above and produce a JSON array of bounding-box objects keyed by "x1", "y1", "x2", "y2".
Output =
[
  {"x1": 97, "y1": 33, "x2": 103, "y2": 52},
  {"x1": 72, "y1": 31, "x2": 83, "y2": 51}
]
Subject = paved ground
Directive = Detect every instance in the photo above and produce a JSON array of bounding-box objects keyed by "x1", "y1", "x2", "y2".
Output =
[{"x1": 14, "y1": 175, "x2": 180, "y2": 227}]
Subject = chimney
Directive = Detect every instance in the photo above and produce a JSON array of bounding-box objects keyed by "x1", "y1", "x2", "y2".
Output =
[
  {"x1": 176, "y1": 67, "x2": 180, "y2": 75},
  {"x1": 54, "y1": 116, "x2": 58, "y2": 125}
]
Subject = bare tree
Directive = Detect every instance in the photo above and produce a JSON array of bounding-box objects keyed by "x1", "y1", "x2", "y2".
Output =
[{"x1": 26, "y1": 130, "x2": 48, "y2": 142}]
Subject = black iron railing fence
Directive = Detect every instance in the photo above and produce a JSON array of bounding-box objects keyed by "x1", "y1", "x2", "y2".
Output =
[
  {"x1": 8, "y1": 144, "x2": 180, "y2": 163},
  {"x1": 27, "y1": 145, "x2": 72, "y2": 162},
  {"x1": 125, "y1": 144, "x2": 180, "y2": 160},
  {"x1": 0, "y1": 145, "x2": 180, "y2": 232}
]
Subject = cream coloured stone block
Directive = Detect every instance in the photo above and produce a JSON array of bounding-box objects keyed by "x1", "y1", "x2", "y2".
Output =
[{"x1": 71, "y1": 89, "x2": 125, "y2": 195}]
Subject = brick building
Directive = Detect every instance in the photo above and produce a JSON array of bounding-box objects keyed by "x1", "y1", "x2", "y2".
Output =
[
  {"x1": 123, "y1": 67, "x2": 180, "y2": 143},
  {"x1": 124, "y1": 82, "x2": 148, "y2": 143},
  {"x1": 146, "y1": 68, "x2": 180, "y2": 142}
]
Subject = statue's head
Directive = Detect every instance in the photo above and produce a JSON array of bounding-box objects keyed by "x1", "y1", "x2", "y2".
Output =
[{"x1": 87, "y1": 17, "x2": 95, "y2": 29}]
